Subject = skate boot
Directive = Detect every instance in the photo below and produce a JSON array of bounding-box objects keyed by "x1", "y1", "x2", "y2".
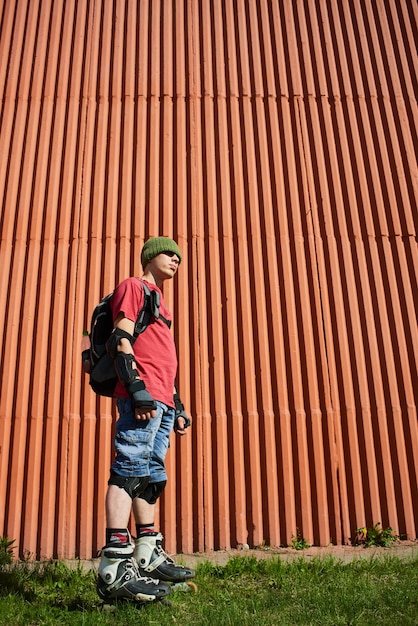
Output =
[
  {"x1": 97, "y1": 543, "x2": 171, "y2": 603},
  {"x1": 134, "y1": 532, "x2": 195, "y2": 582}
]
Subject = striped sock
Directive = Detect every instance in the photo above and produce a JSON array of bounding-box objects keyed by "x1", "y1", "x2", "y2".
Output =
[
  {"x1": 136, "y1": 523, "x2": 155, "y2": 537},
  {"x1": 106, "y1": 528, "x2": 130, "y2": 546}
]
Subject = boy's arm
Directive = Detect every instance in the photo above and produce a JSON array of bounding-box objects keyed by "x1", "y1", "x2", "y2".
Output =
[{"x1": 108, "y1": 313, "x2": 157, "y2": 421}]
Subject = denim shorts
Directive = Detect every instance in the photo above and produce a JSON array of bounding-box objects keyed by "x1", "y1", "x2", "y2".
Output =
[{"x1": 111, "y1": 398, "x2": 175, "y2": 483}]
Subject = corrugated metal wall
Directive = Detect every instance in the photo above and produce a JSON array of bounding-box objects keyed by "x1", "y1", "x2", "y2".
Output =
[{"x1": 0, "y1": 0, "x2": 417, "y2": 560}]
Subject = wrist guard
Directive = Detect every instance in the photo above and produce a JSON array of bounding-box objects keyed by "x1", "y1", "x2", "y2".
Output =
[
  {"x1": 114, "y1": 352, "x2": 138, "y2": 386},
  {"x1": 127, "y1": 379, "x2": 156, "y2": 410},
  {"x1": 173, "y1": 392, "x2": 191, "y2": 431}
]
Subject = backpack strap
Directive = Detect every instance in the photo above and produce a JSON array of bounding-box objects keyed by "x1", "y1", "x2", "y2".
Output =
[{"x1": 133, "y1": 279, "x2": 171, "y2": 339}]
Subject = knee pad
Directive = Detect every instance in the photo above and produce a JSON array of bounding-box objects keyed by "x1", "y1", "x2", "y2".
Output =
[
  {"x1": 139, "y1": 480, "x2": 167, "y2": 504},
  {"x1": 108, "y1": 472, "x2": 150, "y2": 499}
]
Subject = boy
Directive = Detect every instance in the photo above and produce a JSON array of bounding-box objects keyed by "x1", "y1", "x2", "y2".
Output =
[{"x1": 97, "y1": 237, "x2": 194, "y2": 603}]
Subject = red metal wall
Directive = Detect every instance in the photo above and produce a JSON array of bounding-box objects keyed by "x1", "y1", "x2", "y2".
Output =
[{"x1": 0, "y1": 0, "x2": 417, "y2": 559}]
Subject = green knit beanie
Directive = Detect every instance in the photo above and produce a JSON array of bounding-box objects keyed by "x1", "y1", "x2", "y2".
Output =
[{"x1": 141, "y1": 236, "x2": 182, "y2": 269}]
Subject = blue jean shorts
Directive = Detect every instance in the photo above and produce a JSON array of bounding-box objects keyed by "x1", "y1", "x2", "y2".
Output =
[{"x1": 111, "y1": 398, "x2": 175, "y2": 483}]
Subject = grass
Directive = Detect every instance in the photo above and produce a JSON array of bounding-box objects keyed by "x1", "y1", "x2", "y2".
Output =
[{"x1": 0, "y1": 553, "x2": 417, "y2": 625}]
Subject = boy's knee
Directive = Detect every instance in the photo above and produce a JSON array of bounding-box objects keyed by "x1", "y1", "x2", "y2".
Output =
[
  {"x1": 108, "y1": 472, "x2": 150, "y2": 499},
  {"x1": 138, "y1": 480, "x2": 167, "y2": 504}
]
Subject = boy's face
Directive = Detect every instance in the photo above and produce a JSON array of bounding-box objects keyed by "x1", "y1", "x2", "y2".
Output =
[{"x1": 147, "y1": 251, "x2": 180, "y2": 280}]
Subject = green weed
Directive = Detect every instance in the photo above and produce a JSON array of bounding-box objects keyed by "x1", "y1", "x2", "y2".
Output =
[
  {"x1": 0, "y1": 537, "x2": 16, "y2": 566},
  {"x1": 355, "y1": 523, "x2": 399, "y2": 547},
  {"x1": 291, "y1": 531, "x2": 310, "y2": 550}
]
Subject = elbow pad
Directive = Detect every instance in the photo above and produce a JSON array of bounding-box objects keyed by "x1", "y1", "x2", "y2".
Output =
[{"x1": 106, "y1": 328, "x2": 135, "y2": 359}]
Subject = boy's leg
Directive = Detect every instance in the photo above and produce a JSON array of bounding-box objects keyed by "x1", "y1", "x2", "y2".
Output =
[
  {"x1": 132, "y1": 403, "x2": 195, "y2": 582},
  {"x1": 105, "y1": 484, "x2": 132, "y2": 526},
  {"x1": 133, "y1": 501, "x2": 195, "y2": 582},
  {"x1": 97, "y1": 399, "x2": 171, "y2": 602}
]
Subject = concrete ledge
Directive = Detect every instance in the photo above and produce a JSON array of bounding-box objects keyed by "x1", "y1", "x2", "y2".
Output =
[{"x1": 67, "y1": 539, "x2": 418, "y2": 572}]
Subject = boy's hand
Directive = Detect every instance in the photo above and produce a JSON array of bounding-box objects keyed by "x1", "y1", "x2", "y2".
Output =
[
  {"x1": 174, "y1": 393, "x2": 191, "y2": 435},
  {"x1": 127, "y1": 379, "x2": 157, "y2": 420}
]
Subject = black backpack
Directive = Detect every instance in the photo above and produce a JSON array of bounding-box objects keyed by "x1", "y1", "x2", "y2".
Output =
[{"x1": 85, "y1": 279, "x2": 170, "y2": 397}]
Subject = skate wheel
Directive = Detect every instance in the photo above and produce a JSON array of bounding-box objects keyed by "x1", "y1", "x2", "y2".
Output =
[
  {"x1": 170, "y1": 580, "x2": 198, "y2": 593},
  {"x1": 171, "y1": 581, "x2": 189, "y2": 592},
  {"x1": 100, "y1": 602, "x2": 116, "y2": 612}
]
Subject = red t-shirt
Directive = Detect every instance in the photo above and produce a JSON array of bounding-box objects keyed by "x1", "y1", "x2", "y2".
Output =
[{"x1": 110, "y1": 277, "x2": 177, "y2": 407}]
